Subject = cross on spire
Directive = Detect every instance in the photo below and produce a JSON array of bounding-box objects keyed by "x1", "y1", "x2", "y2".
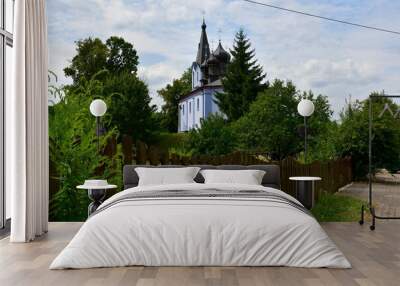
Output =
[{"x1": 218, "y1": 28, "x2": 222, "y2": 42}]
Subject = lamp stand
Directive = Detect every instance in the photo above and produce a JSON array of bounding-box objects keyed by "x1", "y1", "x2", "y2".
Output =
[
  {"x1": 96, "y1": 116, "x2": 100, "y2": 154},
  {"x1": 304, "y1": 116, "x2": 307, "y2": 164}
]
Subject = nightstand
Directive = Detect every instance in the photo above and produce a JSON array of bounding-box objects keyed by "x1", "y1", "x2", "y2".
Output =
[
  {"x1": 77, "y1": 180, "x2": 117, "y2": 216},
  {"x1": 289, "y1": 177, "x2": 321, "y2": 210}
]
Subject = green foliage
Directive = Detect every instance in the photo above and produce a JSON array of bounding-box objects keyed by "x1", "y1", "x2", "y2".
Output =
[
  {"x1": 302, "y1": 91, "x2": 337, "y2": 162},
  {"x1": 233, "y1": 80, "x2": 301, "y2": 159},
  {"x1": 102, "y1": 72, "x2": 158, "y2": 141},
  {"x1": 153, "y1": 132, "x2": 189, "y2": 151},
  {"x1": 64, "y1": 37, "x2": 157, "y2": 142},
  {"x1": 233, "y1": 80, "x2": 334, "y2": 161},
  {"x1": 49, "y1": 79, "x2": 122, "y2": 222},
  {"x1": 186, "y1": 114, "x2": 237, "y2": 156},
  {"x1": 336, "y1": 94, "x2": 400, "y2": 177},
  {"x1": 158, "y1": 69, "x2": 192, "y2": 132},
  {"x1": 105, "y1": 36, "x2": 139, "y2": 75},
  {"x1": 306, "y1": 121, "x2": 339, "y2": 162},
  {"x1": 64, "y1": 38, "x2": 108, "y2": 83},
  {"x1": 64, "y1": 36, "x2": 139, "y2": 84},
  {"x1": 215, "y1": 29, "x2": 267, "y2": 121},
  {"x1": 312, "y1": 193, "x2": 364, "y2": 222}
]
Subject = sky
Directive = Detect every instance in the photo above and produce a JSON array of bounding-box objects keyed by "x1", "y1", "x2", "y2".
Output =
[{"x1": 47, "y1": 0, "x2": 400, "y2": 116}]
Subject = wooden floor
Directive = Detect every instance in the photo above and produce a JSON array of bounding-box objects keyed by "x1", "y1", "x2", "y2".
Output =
[{"x1": 0, "y1": 222, "x2": 399, "y2": 286}]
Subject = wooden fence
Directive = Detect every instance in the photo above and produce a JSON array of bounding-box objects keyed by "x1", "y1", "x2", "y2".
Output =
[{"x1": 120, "y1": 137, "x2": 353, "y2": 198}]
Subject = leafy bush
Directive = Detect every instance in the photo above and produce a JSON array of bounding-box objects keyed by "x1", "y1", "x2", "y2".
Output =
[
  {"x1": 336, "y1": 94, "x2": 400, "y2": 177},
  {"x1": 303, "y1": 121, "x2": 339, "y2": 162},
  {"x1": 49, "y1": 79, "x2": 122, "y2": 221},
  {"x1": 185, "y1": 114, "x2": 237, "y2": 156},
  {"x1": 233, "y1": 80, "x2": 335, "y2": 161},
  {"x1": 154, "y1": 132, "x2": 189, "y2": 151},
  {"x1": 233, "y1": 80, "x2": 302, "y2": 159}
]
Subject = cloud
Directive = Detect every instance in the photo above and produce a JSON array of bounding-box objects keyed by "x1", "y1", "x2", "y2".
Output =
[
  {"x1": 47, "y1": 0, "x2": 400, "y2": 116},
  {"x1": 298, "y1": 58, "x2": 379, "y2": 87}
]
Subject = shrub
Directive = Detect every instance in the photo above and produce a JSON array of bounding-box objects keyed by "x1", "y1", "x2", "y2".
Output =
[
  {"x1": 185, "y1": 114, "x2": 237, "y2": 156},
  {"x1": 49, "y1": 79, "x2": 122, "y2": 221},
  {"x1": 336, "y1": 94, "x2": 400, "y2": 177}
]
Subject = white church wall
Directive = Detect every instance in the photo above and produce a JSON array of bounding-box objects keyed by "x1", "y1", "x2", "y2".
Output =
[
  {"x1": 179, "y1": 101, "x2": 188, "y2": 132},
  {"x1": 187, "y1": 98, "x2": 194, "y2": 129},
  {"x1": 192, "y1": 64, "x2": 202, "y2": 90},
  {"x1": 194, "y1": 94, "x2": 203, "y2": 128}
]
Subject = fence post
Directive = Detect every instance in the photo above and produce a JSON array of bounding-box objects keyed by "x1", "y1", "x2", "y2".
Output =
[{"x1": 122, "y1": 135, "x2": 133, "y2": 165}]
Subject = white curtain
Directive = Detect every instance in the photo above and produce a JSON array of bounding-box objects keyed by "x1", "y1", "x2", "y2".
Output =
[{"x1": 7, "y1": 0, "x2": 49, "y2": 242}]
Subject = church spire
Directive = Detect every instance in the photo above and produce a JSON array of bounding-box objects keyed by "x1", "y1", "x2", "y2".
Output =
[{"x1": 196, "y1": 19, "x2": 210, "y2": 66}]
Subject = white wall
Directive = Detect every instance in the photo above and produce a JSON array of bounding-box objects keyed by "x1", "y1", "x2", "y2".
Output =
[
  {"x1": 187, "y1": 98, "x2": 194, "y2": 129},
  {"x1": 192, "y1": 64, "x2": 202, "y2": 90},
  {"x1": 194, "y1": 95, "x2": 203, "y2": 128},
  {"x1": 179, "y1": 101, "x2": 188, "y2": 132}
]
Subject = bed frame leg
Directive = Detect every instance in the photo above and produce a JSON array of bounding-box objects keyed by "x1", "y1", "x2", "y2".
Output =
[{"x1": 359, "y1": 205, "x2": 364, "y2": 225}]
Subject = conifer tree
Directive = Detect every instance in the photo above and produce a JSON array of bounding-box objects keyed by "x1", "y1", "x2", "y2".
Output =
[{"x1": 215, "y1": 29, "x2": 266, "y2": 121}]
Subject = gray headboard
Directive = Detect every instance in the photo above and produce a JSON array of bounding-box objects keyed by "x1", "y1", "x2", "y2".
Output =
[{"x1": 123, "y1": 165, "x2": 281, "y2": 190}]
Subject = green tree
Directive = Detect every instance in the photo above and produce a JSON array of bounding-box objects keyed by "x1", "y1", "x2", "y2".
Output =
[
  {"x1": 215, "y1": 29, "x2": 266, "y2": 121},
  {"x1": 102, "y1": 72, "x2": 158, "y2": 141},
  {"x1": 64, "y1": 36, "x2": 139, "y2": 84},
  {"x1": 64, "y1": 38, "x2": 108, "y2": 83},
  {"x1": 233, "y1": 80, "x2": 300, "y2": 159},
  {"x1": 64, "y1": 37, "x2": 157, "y2": 142},
  {"x1": 336, "y1": 94, "x2": 400, "y2": 177},
  {"x1": 186, "y1": 114, "x2": 237, "y2": 156},
  {"x1": 158, "y1": 69, "x2": 192, "y2": 132},
  {"x1": 106, "y1": 36, "x2": 139, "y2": 75},
  {"x1": 301, "y1": 91, "x2": 336, "y2": 162},
  {"x1": 233, "y1": 80, "x2": 333, "y2": 160}
]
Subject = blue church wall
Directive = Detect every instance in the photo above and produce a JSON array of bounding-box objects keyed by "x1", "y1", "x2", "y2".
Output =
[{"x1": 178, "y1": 87, "x2": 222, "y2": 132}]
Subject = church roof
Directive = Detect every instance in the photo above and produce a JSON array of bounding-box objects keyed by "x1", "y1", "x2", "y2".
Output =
[
  {"x1": 214, "y1": 41, "x2": 230, "y2": 63},
  {"x1": 201, "y1": 53, "x2": 218, "y2": 67},
  {"x1": 207, "y1": 79, "x2": 223, "y2": 87},
  {"x1": 196, "y1": 19, "x2": 211, "y2": 66},
  {"x1": 179, "y1": 80, "x2": 223, "y2": 102}
]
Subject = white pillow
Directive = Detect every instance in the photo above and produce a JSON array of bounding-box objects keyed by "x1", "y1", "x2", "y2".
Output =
[
  {"x1": 135, "y1": 167, "x2": 200, "y2": 186},
  {"x1": 200, "y1": 169, "x2": 266, "y2": 185}
]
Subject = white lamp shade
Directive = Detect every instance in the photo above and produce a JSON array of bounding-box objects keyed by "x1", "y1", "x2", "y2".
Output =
[
  {"x1": 297, "y1": 99, "x2": 315, "y2": 117},
  {"x1": 90, "y1": 99, "x2": 107, "y2": 117}
]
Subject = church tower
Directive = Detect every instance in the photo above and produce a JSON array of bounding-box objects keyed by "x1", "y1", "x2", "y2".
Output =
[
  {"x1": 191, "y1": 19, "x2": 231, "y2": 90},
  {"x1": 179, "y1": 20, "x2": 230, "y2": 132},
  {"x1": 192, "y1": 19, "x2": 211, "y2": 90}
]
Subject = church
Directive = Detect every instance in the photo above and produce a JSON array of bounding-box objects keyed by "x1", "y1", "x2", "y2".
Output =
[{"x1": 178, "y1": 20, "x2": 230, "y2": 132}]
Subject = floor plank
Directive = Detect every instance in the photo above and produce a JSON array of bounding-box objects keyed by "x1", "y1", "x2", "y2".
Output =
[{"x1": 0, "y1": 221, "x2": 399, "y2": 286}]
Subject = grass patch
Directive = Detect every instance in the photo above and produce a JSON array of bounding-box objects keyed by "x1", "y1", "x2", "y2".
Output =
[{"x1": 311, "y1": 192, "x2": 365, "y2": 222}]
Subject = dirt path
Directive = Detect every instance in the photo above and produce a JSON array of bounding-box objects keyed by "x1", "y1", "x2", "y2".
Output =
[{"x1": 340, "y1": 182, "x2": 400, "y2": 217}]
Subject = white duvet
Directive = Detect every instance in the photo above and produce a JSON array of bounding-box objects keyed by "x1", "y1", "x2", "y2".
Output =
[{"x1": 50, "y1": 183, "x2": 351, "y2": 269}]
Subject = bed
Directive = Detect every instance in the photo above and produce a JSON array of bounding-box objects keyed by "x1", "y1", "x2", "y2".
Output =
[{"x1": 50, "y1": 165, "x2": 351, "y2": 269}]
